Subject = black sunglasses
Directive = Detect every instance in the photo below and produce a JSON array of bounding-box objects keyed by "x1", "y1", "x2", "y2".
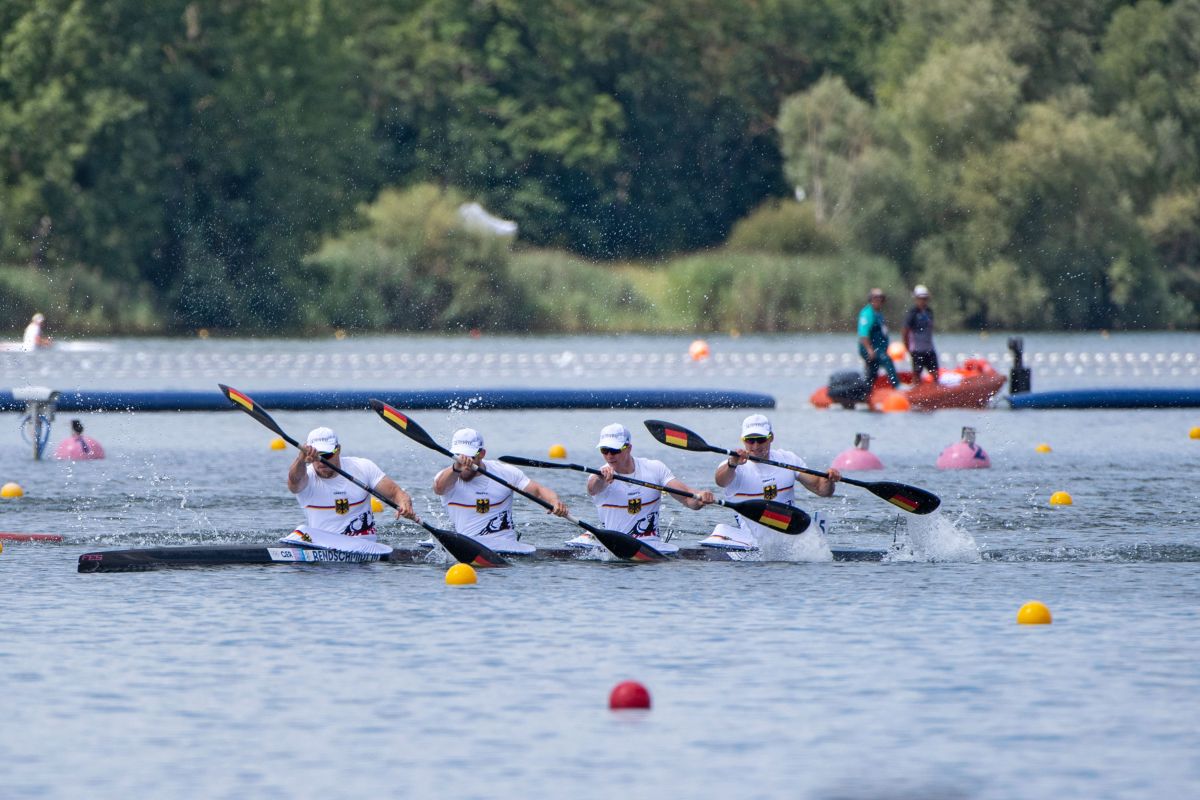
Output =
[
  {"x1": 317, "y1": 450, "x2": 337, "y2": 458},
  {"x1": 742, "y1": 436, "x2": 769, "y2": 444},
  {"x1": 600, "y1": 446, "x2": 627, "y2": 455}
]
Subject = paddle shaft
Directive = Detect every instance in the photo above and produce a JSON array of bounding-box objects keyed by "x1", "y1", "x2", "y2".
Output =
[{"x1": 704, "y1": 442, "x2": 860, "y2": 488}]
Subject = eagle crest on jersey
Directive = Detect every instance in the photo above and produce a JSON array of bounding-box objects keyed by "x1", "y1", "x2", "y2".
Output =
[
  {"x1": 627, "y1": 497, "x2": 642, "y2": 514},
  {"x1": 763, "y1": 484, "x2": 778, "y2": 501},
  {"x1": 335, "y1": 498, "x2": 350, "y2": 515},
  {"x1": 476, "y1": 498, "x2": 490, "y2": 514}
]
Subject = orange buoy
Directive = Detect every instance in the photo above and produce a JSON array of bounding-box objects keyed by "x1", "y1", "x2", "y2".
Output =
[{"x1": 688, "y1": 339, "x2": 710, "y2": 361}]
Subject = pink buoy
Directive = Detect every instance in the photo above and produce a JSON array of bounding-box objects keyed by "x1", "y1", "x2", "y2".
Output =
[
  {"x1": 936, "y1": 427, "x2": 989, "y2": 469},
  {"x1": 54, "y1": 420, "x2": 105, "y2": 460},
  {"x1": 831, "y1": 433, "x2": 884, "y2": 471}
]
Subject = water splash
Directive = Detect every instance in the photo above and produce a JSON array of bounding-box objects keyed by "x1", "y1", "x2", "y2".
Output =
[{"x1": 884, "y1": 510, "x2": 980, "y2": 563}]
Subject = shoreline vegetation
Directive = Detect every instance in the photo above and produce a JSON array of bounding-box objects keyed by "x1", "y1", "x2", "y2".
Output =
[{"x1": 3, "y1": 2, "x2": 1198, "y2": 337}]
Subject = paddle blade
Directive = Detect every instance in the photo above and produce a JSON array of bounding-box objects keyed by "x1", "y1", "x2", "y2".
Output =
[
  {"x1": 219, "y1": 384, "x2": 292, "y2": 443},
  {"x1": 727, "y1": 499, "x2": 811, "y2": 535},
  {"x1": 870, "y1": 481, "x2": 941, "y2": 514},
  {"x1": 643, "y1": 420, "x2": 716, "y2": 452},
  {"x1": 583, "y1": 524, "x2": 668, "y2": 562},
  {"x1": 369, "y1": 399, "x2": 449, "y2": 457},
  {"x1": 426, "y1": 527, "x2": 509, "y2": 568}
]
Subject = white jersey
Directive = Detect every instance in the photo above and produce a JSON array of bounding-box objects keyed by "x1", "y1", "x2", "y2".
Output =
[
  {"x1": 292, "y1": 456, "x2": 384, "y2": 538},
  {"x1": 439, "y1": 460, "x2": 531, "y2": 540},
  {"x1": 722, "y1": 447, "x2": 803, "y2": 539},
  {"x1": 22, "y1": 322, "x2": 42, "y2": 351},
  {"x1": 591, "y1": 457, "x2": 674, "y2": 538}
]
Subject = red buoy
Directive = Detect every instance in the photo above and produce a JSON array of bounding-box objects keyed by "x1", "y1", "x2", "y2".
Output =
[{"x1": 609, "y1": 680, "x2": 651, "y2": 710}]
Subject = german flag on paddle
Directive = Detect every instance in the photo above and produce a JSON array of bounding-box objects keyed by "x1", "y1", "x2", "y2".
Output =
[
  {"x1": 379, "y1": 405, "x2": 409, "y2": 430},
  {"x1": 226, "y1": 387, "x2": 255, "y2": 413},
  {"x1": 888, "y1": 493, "x2": 919, "y2": 513},
  {"x1": 758, "y1": 506, "x2": 794, "y2": 531},
  {"x1": 663, "y1": 427, "x2": 690, "y2": 448}
]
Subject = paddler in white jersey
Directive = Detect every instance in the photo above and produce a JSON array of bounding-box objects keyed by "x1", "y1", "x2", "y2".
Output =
[
  {"x1": 567, "y1": 423, "x2": 716, "y2": 554},
  {"x1": 281, "y1": 426, "x2": 418, "y2": 554},
  {"x1": 701, "y1": 414, "x2": 840, "y2": 553},
  {"x1": 434, "y1": 428, "x2": 569, "y2": 554}
]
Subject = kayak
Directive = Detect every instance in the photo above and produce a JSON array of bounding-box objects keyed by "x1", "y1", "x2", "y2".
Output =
[
  {"x1": 77, "y1": 543, "x2": 889, "y2": 572},
  {"x1": 811, "y1": 359, "x2": 1007, "y2": 411}
]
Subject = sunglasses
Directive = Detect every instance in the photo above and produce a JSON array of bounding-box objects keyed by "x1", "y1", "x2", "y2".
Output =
[
  {"x1": 742, "y1": 436, "x2": 769, "y2": 444},
  {"x1": 317, "y1": 450, "x2": 337, "y2": 458},
  {"x1": 600, "y1": 445, "x2": 628, "y2": 456}
]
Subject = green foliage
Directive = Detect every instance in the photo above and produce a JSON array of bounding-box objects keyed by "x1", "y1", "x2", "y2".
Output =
[
  {"x1": 0, "y1": 264, "x2": 160, "y2": 335},
  {"x1": 726, "y1": 200, "x2": 841, "y2": 256},
  {"x1": 508, "y1": 250, "x2": 658, "y2": 332},
  {"x1": 302, "y1": 185, "x2": 539, "y2": 332},
  {"x1": 664, "y1": 252, "x2": 904, "y2": 333}
]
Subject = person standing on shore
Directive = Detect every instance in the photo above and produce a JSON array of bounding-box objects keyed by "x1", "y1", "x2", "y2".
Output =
[
  {"x1": 857, "y1": 288, "x2": 899, "y2": 388},
  {"x1": 903, "y1": 285, "x2": 939, "y2": 382}
]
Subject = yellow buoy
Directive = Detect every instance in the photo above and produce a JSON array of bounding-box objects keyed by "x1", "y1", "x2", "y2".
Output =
[
  {"x1": 445, "y1": 563, "x2": 477, "y2": 585},
  {"x1": 548, "y1": 443, "x2": 567, "y2": 459},
  {"x1": 1017, "y1": 601, "x2": 1052, "y2": 625},
  {"x1": 1189, "y1": 427, "x2": 1200, "y2": 440},
  {"x1": 270, "y1": 437, "x2": 287, "y2": 450},
  {"x1": 688, "y1": 339, "x2": 710, "y2": 361},
  {"x1": 1035, "y1": 443, "x2": 1052, "y2": 453},
  {"x1": 1, "y1": 482, "x2": 25, "y2": 499},
  {"x1": 1049, "y1": 491, "x2": 1072, "y2": 506},
  {"x1": 370, "y1": 497, "x2": 383, "y2": 513}
]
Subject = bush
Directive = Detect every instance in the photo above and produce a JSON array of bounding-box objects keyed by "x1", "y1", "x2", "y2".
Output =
[
  {"x1": 0, "y1": 264, "x2": 162, "y2": 335},
  {"x1": 726, "y1": 199, "x2": 841, "y2": 255},
  {"x1": 508, "y1": 250, "x2": 660, "y2": 332},
  {"x1": 664, "y1": 251, "x2": 904, "y2": 332}
]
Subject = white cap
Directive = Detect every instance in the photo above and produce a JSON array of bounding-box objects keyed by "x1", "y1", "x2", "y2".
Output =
[
  {"x1": 306, "y1": 427, "x2": 339, "y2": 453},
  {"x1": 596, "y1": 423, "x2": 631, "y2": 450},
  {"x1": 450, "y1": 428, "x2": 485, "y2": 456},
  {"x1": 913, "y1": 284, "x2": 930, "y2": 298},
  {"x1": 741, "y1": 414, "x2": 773, "y2": 439},
  {"x1": 32, "y1": 312, "x2": 45, "y2": 323}
]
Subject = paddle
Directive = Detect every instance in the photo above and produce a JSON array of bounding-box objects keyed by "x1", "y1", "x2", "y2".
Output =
[
  {"x1": 496, "y1": 454, "x2": 812, "y2": 535},
  {"x1": 643, "y1": 419, "x2": 941, "y2": 515},
  {"x1": 217, "y1": 384, "x2": 508, "y2": 567},
  {"x1": 368, "y1": 399, "x2": 666, "y2": 562}
]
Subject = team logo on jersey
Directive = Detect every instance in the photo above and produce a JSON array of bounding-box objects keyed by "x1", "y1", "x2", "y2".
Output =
[
  {"x1": 627, "y1": 497, "x2": 642, "y2": 514},
  {"x1": 476, "y1": 498, "x2": 491, "y2": 514},
  {"x1": 763, "y1": 484, "x2": 778, "y2": 501},
  {"x1": 335, "y1": 498, "x2": 350, "y2": 515}
]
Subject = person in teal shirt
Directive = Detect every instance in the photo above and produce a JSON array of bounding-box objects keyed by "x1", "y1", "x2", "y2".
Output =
[{"x1": 857, "y1": 288, "x2": 899, "y2": 388}]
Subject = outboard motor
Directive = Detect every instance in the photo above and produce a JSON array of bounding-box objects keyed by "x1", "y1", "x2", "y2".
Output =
[
  {"x1": 825, "y1": 369, "x2": 872, "y2": 408},
  {"x1": 1008, "y1": 337, "x2": 1031, "y2": 394}
]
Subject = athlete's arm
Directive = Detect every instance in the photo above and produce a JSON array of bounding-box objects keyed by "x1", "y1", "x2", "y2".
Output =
[
  {"x1": 287, "y1": 446, "x2": 314, "y2": 493},
  {"x1": 377, "y1": 476, "x2": 417, "y2": 520},
  {"x1": 667, "y1": 478, "x2": 714, "y2": 509},
  {"x1": 798, "y1": 467, "x2": 840, "y2": 497},
  {"x1": 528, "y1": 480, "x2": 569, "y2": 517},
  {"x1": 715, "y1": 448, "x2": 748, "y2": 487}
]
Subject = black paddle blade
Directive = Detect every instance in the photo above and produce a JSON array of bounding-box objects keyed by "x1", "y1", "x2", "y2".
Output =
[
  {"x1": 582, "y1": 524, "x2": 668, "y2": 562},
  {"x1": 643, "y1": 420, "x2": 717, "y2": 452},
  {"x1": 219, "y1": 384, "x2": 292, "y2": 443},
  {"x1": 368, "y1": 399, "x2": 450, "y2": 457},
  {"x1": 727, "y1": 499, "x2": 812, "y2": 535},
  {"x1": 426, "y1": 526, "x2": 509, "y2": 568},
  {"x1": 871, "y1": 482, "x2": 941, "y2": 514}
]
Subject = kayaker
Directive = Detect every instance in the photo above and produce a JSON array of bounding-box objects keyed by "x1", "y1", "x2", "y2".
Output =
[
  {"x1": 704, "y1": 415, "x2": 839, "y2": 549},
  {"x1": 282, "y1": 426, "x2": 418, "y2": 554},
  {"x1": 434, "y1": 427, "x2": 568, "y2": 553},
  {"x1": 22, "y1": 312, "x2": 52, "y2": 351},
  {"x1": 566, "y1": 423, "x2": 716, "y2": 554},
  {"x1": 903, "y1": 284, "x2": 940, "y2": 382},
  {"x1": 857, "y1": 288, "x2": 899, "y2": 388}
]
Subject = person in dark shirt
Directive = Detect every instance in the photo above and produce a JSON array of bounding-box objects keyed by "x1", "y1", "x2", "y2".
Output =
[{"x1": 903, "y1": 285, "x2": 939, "y2": 382}]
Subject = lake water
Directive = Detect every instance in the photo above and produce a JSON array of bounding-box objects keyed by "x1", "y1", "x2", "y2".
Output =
[{"x1": 2, "y1": 332, "x2": 1198, "y2": 799}]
